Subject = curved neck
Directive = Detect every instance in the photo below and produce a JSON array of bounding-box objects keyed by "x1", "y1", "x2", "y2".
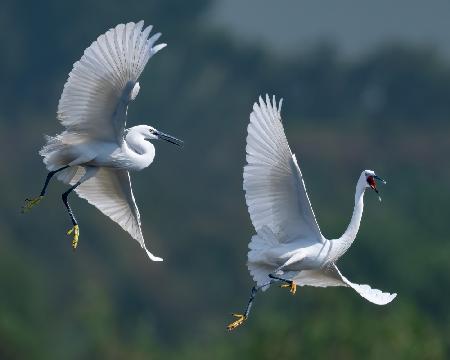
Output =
[
  {"x1": 125, "y1": 131, "x2": 155, "y2": 170},
  {"x1": 330, "y1": 179, "x2": 366, "y2": 260}
]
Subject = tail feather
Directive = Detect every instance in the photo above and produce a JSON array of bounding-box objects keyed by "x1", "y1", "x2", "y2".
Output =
[
  {"x1": 39, "y1": 132, "x2": 84, "y2": 184},
  {"x1": 39, "y1": 135, "x2": 65, "y2": 171},
  {"x1": 247, "y1": 226, "x2": 278, "y2": 290}
]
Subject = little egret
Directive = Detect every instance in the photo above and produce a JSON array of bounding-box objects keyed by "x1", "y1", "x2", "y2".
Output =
[
  {"x1": 227, "y1": 95, "x2": 396, "y2": 330},
  {"x1": 22, "y1": 21, "x2": 182, "y2": 261}
]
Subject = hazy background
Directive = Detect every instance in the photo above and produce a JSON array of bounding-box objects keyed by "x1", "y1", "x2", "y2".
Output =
[
  {"x1": 1, "y1": 0, "x2": 449, "y2": 359},
  {"x1": 212, "y1": 0, "x2": 450, "y2": 58}
]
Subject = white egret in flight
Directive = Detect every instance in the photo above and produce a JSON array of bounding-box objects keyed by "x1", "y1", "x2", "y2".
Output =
[
  {"x1": 227, "y1": 95, "x2": 396, "y2": 330},
  {"x1": 22, "y1": 21, "x2": 182, "y2": 261}
]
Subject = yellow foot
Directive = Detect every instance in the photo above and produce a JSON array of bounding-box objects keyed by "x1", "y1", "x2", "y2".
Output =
[
  {"x1": 281, "y1": 281, "x2": 297, "y2": 295},
  {"x1": 67, "y1": 225, "x2": 79, "y2": 250},
  {"x1": 21, "y1": 196, "x2": 43, "y2": 213},
  {"x1": 227, "y1": 313, "x2": 247, "y2": 331}
]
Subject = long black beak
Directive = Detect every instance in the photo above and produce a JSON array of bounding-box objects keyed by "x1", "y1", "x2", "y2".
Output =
[
  {"x1": 157, "y1": 131, "x2": 184, "y2": 147},
  {"x1": 374, "y1": 175, "x2": 387, "y2": 184},
  {"x1": 373, "y1": 174, "x2": 386, "y2": 202}
]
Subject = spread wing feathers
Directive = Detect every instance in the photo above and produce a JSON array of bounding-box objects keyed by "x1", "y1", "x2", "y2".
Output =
[
  {"x1": 74, "y1": 168, "x2": 163, "y2": 261},
  {"x1": 244, "y1": 95, "x2": 323, "y2": 245},
  {"x1": 57, "y1": 21, "x2": 166, "y2": 143},
  {"x1": 288, "y1": 265, "x2": 396, "y2": 305},
  {"x1": 332, "y1": 265, "x2": 397, "y2": 305}
]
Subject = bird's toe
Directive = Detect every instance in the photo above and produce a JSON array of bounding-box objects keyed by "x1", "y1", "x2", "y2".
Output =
[
  {"x1": 21, "y1": 196, "x2": 43, "y2": 213},
  {"x1": 67, "y1": 225, "x2": 80, "y2": 250},
  {"x1": 281, "y1": 282, "x2": 297, "y2": 295},
  {"x1": 227, "y1": 313, "x2": 247, "y2": 331}
]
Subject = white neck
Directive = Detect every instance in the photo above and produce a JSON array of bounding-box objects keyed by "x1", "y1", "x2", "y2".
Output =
[
  {"x1": 330, "y1": 177, "x2": 366, "y2": 261},
  {"x1": 125, "y1": 130, "x2": 155, "y2": 171}
]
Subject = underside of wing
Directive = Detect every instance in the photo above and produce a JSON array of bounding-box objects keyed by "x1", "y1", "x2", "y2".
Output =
[
  {"x1": 244, "y1": 95, "x2": 323, "y2": 244},
  {"x1": 57, "y1": 21, "x2": 166, "y2": 143},
  {"x1": 74, "y1": 167, "x2": 162, "y2": 261},
  {"x1": 287, "y1": 265, "x2": 396, "y2": 305},
  {"x1": 290, "y1": 268, "x2": 347, "y2": 288},
  {"x1": 331, "y1": 265, "x2": 396, "y2": 305}
]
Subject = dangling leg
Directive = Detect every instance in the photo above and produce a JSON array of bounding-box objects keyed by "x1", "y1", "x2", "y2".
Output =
[
  {"x1": 62, "y1": 182, "x2": 82, "y2": 251},
  {"x1": 61, "y1": 167, "x2": 96, "y2": 251},
  {"x1": 227, "y1": 279, "x2": 279, "y2": 331},
  {"x1": 269, "y1": 273, "x2": 297, "y2": 295},
  {"x1": 22, "y1": 165, "x2": 69, "y2": 213}
]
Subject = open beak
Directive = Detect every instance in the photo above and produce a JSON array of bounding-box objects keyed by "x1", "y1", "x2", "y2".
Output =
[
  {"x1": 157, "y1": 130, "x2": 184, "y2": 147},
  {"x1": 368, "y1": 175, "x2": 386, "y2": 202},
  {"x1": 374, "y1": 175, "x2": 387, "y2": 184}
]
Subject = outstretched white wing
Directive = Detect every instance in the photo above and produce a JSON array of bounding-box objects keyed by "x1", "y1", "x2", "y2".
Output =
[
  {"x1": 290, "y1": 265, "x2": 397, "y2": 305},
  {"x1": 244, "y1": 95, "x2": 323, "y2": 244},
  {"x1": 74, "y1": 168, "x2": 162, "y2": 261},
  {"x1": 332, "y1": 265, "x2": 397, "y2": 305},
  {"x1": 57, "y1": 21, "x2": 166, "y2": 143}
]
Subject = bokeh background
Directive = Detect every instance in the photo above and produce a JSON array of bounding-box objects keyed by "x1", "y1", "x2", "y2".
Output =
[{"x1": 1, "y1": 0, "x2": 450, "y2": 358}]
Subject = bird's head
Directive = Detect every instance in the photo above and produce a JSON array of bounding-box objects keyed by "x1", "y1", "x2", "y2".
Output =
[
  {"x1": 134, "y1": 125, "x2": 183, "y2": 146},
  {"x1": 361, "y1": 170, "x2": 386, "y2": 201}
]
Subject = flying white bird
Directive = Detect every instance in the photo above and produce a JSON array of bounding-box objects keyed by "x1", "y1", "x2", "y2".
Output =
[
  {"x1": 227, "y1": 95, "x2": 396, "y2": 330},
  {"x1": 22, "y1": 21, "x2": 182, "y2": 261}
]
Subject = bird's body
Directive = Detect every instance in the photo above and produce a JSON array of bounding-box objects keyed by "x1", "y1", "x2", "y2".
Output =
[
  {"x1": 228, "y1": 95, "x2": 396, "y2": 330},
  {"x1": 23, "y1": 21, "x2": 182, "y2": 261},
  {"x1": 43, "y1": 126, "x2": 156, "y2": 172},
  {"x1": 249, "y1": 172, "x2": 369, "y2": 275}
]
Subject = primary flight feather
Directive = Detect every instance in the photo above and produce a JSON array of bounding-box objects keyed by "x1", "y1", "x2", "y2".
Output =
[{"x1": 23, "y1": 21, "x2": 183, "y2": 261}]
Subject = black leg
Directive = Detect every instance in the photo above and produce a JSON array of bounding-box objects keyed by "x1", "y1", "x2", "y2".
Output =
[
  {"x1": 62, "y1": 180, "x2": 83, "y2": 250},
  {"x1": 227, "y1": 279, "x2": 279, "y2": 331},
  {"x1": 268, "y1": 273, "x2": 292, "y2": 284},
  {"x1": 244, "y1": 280, "x2": 277, "y2": 318},
  {"x1": 40, "y1": 165, "x2": 69, "y2": 196},
  {"x1": 62, "y1": 180, "x2": 82, "y2": 226},
  {"x1": 269, "y1": 273, "x2": 297, "y2": 295},
  {"x1": 22, "y1": 165, "x2": 69, "y2": 213}
]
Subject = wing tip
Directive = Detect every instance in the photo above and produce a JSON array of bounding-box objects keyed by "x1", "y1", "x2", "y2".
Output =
[
  {"x1": 387, "y1": 292, "x2": 398, "y2": 302},
  {"x1": 375, "y1": 294, "x2": 397, "y2": 306},
  {"x1": 145, "y1": 247, "x2": 164, "y2": 261},
  {"x1": 253, "y1": 93, "x2": 283, "y2": 116},
  {"x1": 366, "y1": 289, "x2": 397, "y2": 305},
  {"x1": 152, "y1": 43, "x2": 167, "y2": 54}
]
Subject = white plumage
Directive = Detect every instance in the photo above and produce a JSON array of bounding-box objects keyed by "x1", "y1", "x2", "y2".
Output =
[
  {"x1": 244, "y1": 95, "x2": 396, "y2": 305},
  {"x1": 27, "y1": 21, "x2": 183, "y2": 260},
  {"x1": 57, "y1": 21, "x2": 165, "y2": 143}
]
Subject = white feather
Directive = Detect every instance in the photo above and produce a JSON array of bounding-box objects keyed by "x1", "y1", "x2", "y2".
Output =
[
  {"x1": 244, "y1": 94, "x2": 323, "y2": 245},
  {"x1": 244, "y1": 95, "x2": 396, "y2": 306},
  {"x1": 57, "y1": 21, "x2": 165, "y2": 144},
  {"x1": 37, "y1": 22, "x2": 172, "y2": 262},
  {"x1": 75, "y1": 168, "x2": 162, "y2": 261}
]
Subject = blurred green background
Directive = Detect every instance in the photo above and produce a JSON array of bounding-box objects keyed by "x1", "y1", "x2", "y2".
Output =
[{"x1": 1, "y1": 0, "x2": 450, "y2": 359}]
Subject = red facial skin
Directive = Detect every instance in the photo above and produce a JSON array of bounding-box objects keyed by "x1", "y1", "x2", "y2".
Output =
[{"x1": 367, "y1": 175, "x2": 377, "y2": 190}]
